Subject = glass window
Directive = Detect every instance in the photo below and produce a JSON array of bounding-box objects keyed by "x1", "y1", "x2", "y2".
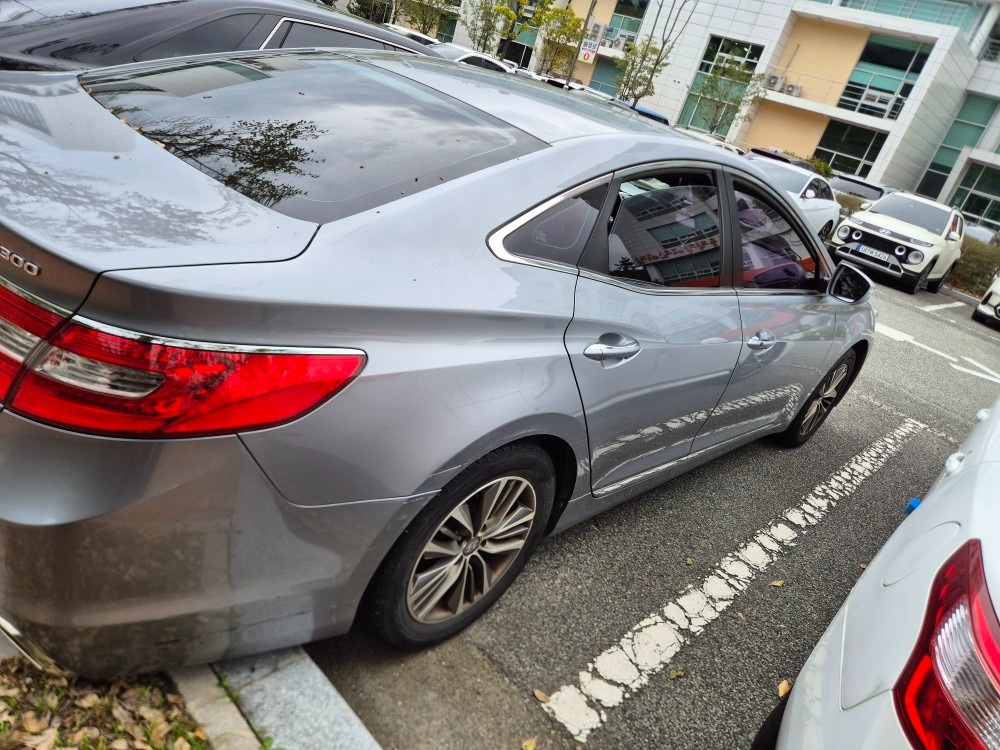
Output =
[
  {"x1": 734, "y1": 183, "x2": 817, "y2": 291},
  {"x1": 504, "y1": 185, "x2": 608, "y2": 264},
  {"x1": 267, "y1": 22, "x2": 386, "y2": 50},
  {"x1": 606, "y1": 172, "x2": 722, "y2": 289},
  {"x1": 136, "y1": 14, "x2": 265, "y2": 60}
]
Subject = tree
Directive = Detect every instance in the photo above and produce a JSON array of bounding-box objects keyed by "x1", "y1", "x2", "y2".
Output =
[
  {"x1": 688, "y1": 58, "x2": 766, "y2": 134},
  {"x1": 347, "y1": 0, "x2": 393, "y2": 24},
  {"x1": 400, "y1": 0, "x2": 456, "y2": 36},
  {"x1": 496, "y1": 0, "x2": 552, "y2": 62},
  {"x1": 462, "y1": 0, "x2": 507, "y2": 54},
  {"x1": 533, "y1": 7, "x2": 584, "y2": 77},
  {"x1": 613, "y1": 0, "x2": 696, "y2": 105}
]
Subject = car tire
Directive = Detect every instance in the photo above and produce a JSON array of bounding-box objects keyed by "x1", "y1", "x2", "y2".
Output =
[
  {"x1": 777, "y1": 350, "x2": 857, "y2": 448},
  {"x1": 819, "y1": 221, "x2": 833, "y2": 239},
  {"x1": 903, "y1": 262, "x2": 933, "y2": 295},
  {"x1": 365, "y1": 442, "x2": 555, "y2": 650},
  {"x1": 926, "y1": 263, "x2": 955, "y2": 294},
  {"x1": 973, "y1": 309, "x2": 988, "y2": 323}
]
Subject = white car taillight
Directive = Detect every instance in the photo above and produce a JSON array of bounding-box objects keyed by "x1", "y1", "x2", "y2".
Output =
[{"x1": 895, "y1": 540, "x2": 1000, "y2": 750}]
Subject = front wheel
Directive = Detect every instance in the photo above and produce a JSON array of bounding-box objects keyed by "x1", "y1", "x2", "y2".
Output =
[
  {"x1": 366, "y1": 443, "x2": 555, "y2": 649},
  {"x1": 777, "y1": 350, "x2": 857, "y2": 447},
  {"x1": 926, "y1": 263, "x2": 955, "y2": 294},
  {"x1": 902, "y1": 263, "x2": 933, "y2": 295}
]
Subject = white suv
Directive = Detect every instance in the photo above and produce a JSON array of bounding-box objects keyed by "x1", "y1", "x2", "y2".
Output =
[
  {"x1": 973, "y1": 274, "x2": 1000, "y2": 327},
  {"x1": 829, "y1": 192, "x2": 963, "y2": 294}
]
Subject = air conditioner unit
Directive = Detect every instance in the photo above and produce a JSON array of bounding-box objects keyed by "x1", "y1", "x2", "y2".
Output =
[
  {"x1": 784, "y1": 83, "x2": 802, "y2": 97},
  {"x1": 764, "y1": 74, "x2": 785, "y2": 91}
]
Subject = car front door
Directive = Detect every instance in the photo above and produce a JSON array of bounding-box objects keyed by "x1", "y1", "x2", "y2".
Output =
[
  {"x1": 692, "y1": 171, "x2": 837, "y2": 450},
  {"x1": 566, "y1": 165, "x2": 743, "y2": 494}
]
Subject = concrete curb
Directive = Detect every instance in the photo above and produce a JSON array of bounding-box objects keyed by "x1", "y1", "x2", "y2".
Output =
[
  {"x1": 942, "y1": 284, "x2": 979, "y2": 306},
  {"x1": 170, "y1": 665, "x2": 262, "y2": 750},
  {"x1": 215, "y1": 646, "x2": 382, "y2": 750}
]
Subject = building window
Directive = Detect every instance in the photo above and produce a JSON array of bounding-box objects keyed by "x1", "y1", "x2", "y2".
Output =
[
  {"x1": 809, "y1": 0, "x2": 984, "y2": 36},
  {"x1": 813, "y1": 121, "x2": 887, "y2": 177},
  {"x1": 678, "y1": 36, "x2": 764, "y2": 137},
  {"x1": 952, "y1": 164, "x2": 1000, "y2": 231},
  {"x1": 916, "y1": 95, "x2": 999, "y2": 198},
  {"x1": 837, "y1": 35, "x2": 931, "y2": 120}
]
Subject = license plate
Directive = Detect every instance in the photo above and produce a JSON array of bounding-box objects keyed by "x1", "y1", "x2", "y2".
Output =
[{"x1": 855, "y1": 243, "x2": 892, "y2": 263}]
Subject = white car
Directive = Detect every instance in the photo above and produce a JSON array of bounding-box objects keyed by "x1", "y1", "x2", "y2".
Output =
[
  {"x1": 973, "y1": 275, "x2": 1000, "y2": 327},
  {"x1": 829, "y1": 192, "x2": 964, "y2": 295},
  {"x1": 756, "y1": 397, "x2": 1000, "y2": 750},
  {"x1": 427, "y1": 42, "x2": 513, "y2": 72},
  {"x1": 675, "y1": 127, "x2": 745, "y2": 155},
  {"x1": 745, "y1": 156, "x2": 841, "y2": 239}
]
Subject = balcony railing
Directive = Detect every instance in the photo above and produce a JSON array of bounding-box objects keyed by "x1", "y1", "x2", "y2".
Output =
[
  {"x1": 807, "y1": 0, "x2": 981, "y2": 33},
  {"x1": 763, "y1": 67, "x2": 910, "y2": 121},
  {"x1": 982, "y1": 38, "x2": 1000, "y2": 62}
]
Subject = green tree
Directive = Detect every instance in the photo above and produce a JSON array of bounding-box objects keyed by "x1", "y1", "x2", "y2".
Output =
[
  {"x1": 347, "y1": 0, "x2": 393, "y2": 24},
  {"x1": 689, "y1": 58, "x2": 766, "y2": 134},
  {"x1": 533, "y1": 7, "x2": 584, "y2": 77},
  {"x1": 613, "y1": 0, "x2": 695, "y2": 105},
  {"x1": 462, "y1": 0, "x2": 507, "y2": 53},
  {"x1": 496, "y1": 0, "x2": 551, "y2": 62},
  {"x1": 400, "y1": 0, "x2": 456, "y2": 35}
]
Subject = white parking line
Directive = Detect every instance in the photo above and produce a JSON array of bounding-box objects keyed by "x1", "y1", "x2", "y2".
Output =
[
  {"x1": 950, "y1": 356, "x2": 1000, "y2": 385},
  {"x1": 541, "y1": 419, "x2": 927, "y2": 743},
  {"x1": 874, "y1": 323, "x2": 957, "y2": 362},
  {"x1": 920, "y1": 301, "x2": 965, "y2": 312}
]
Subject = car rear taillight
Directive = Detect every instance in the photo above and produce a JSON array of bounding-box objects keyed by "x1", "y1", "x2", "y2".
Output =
[
  {"x1": 0, "y1": 280, "x2": 365, "y2": 438},
  {"x1": 895, "y1": 539, "x2": 1000, "y2": 750}
]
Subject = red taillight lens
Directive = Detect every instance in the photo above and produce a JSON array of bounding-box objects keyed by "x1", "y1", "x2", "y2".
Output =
[
  {"x1": 0, "y1": 281, "x2": 365, "y2": 438},
  {"x1": 895, "y1": 540, "x2": 1000, "y2": 750},
  {"x1": 0, "y1": 282, "x2": 65, "y2": 399}
]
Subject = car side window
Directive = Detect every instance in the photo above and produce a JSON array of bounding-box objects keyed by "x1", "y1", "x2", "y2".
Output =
[
  {"x1": 135, "y1": 14, "x2": 265, "y2": 60},
  {"x1": 504, "y1": 184, "x2": 608, "y2": 265},
  {"x1": 606, "y1": 171, "x2": 722, "y2": 288},
  {"x1": 808, "y1": 179, "x2": 833, "y2": 201},
  {"x1": 479, "y1": 58, "x2": 508, "y2": 72},
  {"x1": 734, "y1": 182, "x2": 818, "y2": 291},
  {"x1": 266, "y1": 22, "x2": 386, "y2": 50}
]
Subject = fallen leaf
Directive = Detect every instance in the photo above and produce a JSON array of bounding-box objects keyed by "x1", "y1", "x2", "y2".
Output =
[
  {"x1": 193, "y1": 728, "x2": 208, "y2": 741},
  {"x1": 778, "y1": 679, "x2": 792, "y2": 698},
  {"x1": 138, "y1": 705, "x2": 164, "y2": 724},
  {"x1": 685, "y1": 557, "x2": 694, "y2": 565},
  {"x1": 735, "y1": 612, "x2": 746, "y2": 621},
  {"x1": 173, "y1": 739, "x2": 192, "y2": 750},
  {"x1": 44, "y1": 693, "x2": 59, "y2": 710},
  {"x1": 110, "y1": 740, "x2": 129, "y2": 750},
  {"x1": 76, "y1": 693, "x2": 100, "y2": 709},
  {"x1": 533, "y1": 688, "x2": 550, "y2": 704},
  {"x1": 22, "y1": 711, "x2": 48, "y2": 732},
  {"x1": 150, "y1": 719, "x2": 170, "y2": 744},
  {"x1": 112, "y1": 703, "x2": 131, "y2": 724},
  {"x1": 522, "y1": 737, "x2": 538, "y2": 750},
  {"x1": 859, "y1": 563, "x2": 868, "y2": 570},
  {"x1": 770, "y1": 579, "x2": 784, "y2": 587},
  {"x1": 668, "y1": 669, "x2": 685, "y2": 680}
]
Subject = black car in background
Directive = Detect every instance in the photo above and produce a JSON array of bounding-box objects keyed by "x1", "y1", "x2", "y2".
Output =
[{"x1": 0, "y1": 0, "x2": 441, "y2": 71}]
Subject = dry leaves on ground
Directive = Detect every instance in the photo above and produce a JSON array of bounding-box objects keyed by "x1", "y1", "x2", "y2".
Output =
[{"x1": 0, "y1": 657, "x2": 210, "y2": 750}]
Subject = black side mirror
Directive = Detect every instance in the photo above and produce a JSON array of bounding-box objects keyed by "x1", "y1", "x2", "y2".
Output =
[{"x1": 828, "y1": 262, "x2": 875, "y2": 303}]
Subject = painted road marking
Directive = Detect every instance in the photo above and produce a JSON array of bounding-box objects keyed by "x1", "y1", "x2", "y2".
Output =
[
  {"x1": 920, "y1": 301, "x2": 965, "y2": 312},
  {"x1": 541, "y1": 419, "x2": 927, "y2": 743},
  {"x1": 950, "y1": 356, "x2": 1000, "y2": 385},
  {"x1": 875, "y1": 323, "x2": 957, "y2": 362}
]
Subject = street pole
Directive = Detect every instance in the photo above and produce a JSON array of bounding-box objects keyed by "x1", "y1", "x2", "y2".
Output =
[{"x1": 564, "y1": 0, "x2": 597, "y2": 89}]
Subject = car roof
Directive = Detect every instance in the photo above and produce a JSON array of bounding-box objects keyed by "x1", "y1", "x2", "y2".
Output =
[
  {"x1": 0, "y1": 0, "x2": 437, "y2": 69},
  {"x1": 745, "y1": 154, "x2": 818, "y2": 181}
]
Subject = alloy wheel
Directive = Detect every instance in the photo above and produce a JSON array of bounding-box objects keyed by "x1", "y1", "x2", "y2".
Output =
[
  {"x1": 799, "y1": 362, "x2": 850, "y2": 437},
  {"x1": 406, "y1": 476, "x2": 537, "y2": 624}
]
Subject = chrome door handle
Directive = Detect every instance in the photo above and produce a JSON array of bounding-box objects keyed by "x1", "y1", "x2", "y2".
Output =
[
  {"x1": 584, "y1": 334, "x2": 641, "y2": 362},
  {"x1": 746, "y1": 330, "x2": 777, "y2": 350}
]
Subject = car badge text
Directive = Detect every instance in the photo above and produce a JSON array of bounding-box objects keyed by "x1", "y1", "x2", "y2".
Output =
[{"x1": 0, "y1": 246, "x2": 41, "y2": 277}]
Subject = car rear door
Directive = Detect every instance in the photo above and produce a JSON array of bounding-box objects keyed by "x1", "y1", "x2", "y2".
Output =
[{"x1": 566, "y1": 164, "x2": 743, "y2": 494}]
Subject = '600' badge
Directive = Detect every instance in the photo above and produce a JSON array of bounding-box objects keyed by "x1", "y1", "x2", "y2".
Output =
[{"x1": 0, "y1": 246, "x2": 41, "y2": 277}]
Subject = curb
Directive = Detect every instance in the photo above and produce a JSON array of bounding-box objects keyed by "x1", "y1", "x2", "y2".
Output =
[
  {"x1": 170, "y1": 665, "x2": 262, "y2": 750},
  {"x1": 215, "y1": 646, "x2": 382, "y2": 750},
  {"x1": 942, "y1": 285, "x2": 979, "y2": 306}
]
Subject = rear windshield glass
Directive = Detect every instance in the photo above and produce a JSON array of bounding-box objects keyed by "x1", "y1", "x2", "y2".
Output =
[
  {"x1": 869, "y1": 194, "x2": 951, "y2": 235},
  {"x1": 829, "y1": 176, "x2": 884, "y2": 201},
  {"x1": 84, "y1": 50, "x2": 545, "y2": 223},
  {"x1": 749, "y1": 159, "x2": 807, "y2": 194}
]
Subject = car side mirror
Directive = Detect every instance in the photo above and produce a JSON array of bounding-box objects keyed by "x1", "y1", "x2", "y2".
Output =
[
  {"x1": 859, "y1": 201, "x2": 872, "y2": 210},
  {"x1": 948, "y1": 231, "x2": 961, "y2": 241},
  {"x1": 804, "y1": 189, "x2": 817, "y2": 200},
  {"x1": 828, "y1": 262, "x2": 875, "y2": 303}
]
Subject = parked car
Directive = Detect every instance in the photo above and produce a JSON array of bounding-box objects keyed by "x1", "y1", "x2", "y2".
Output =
[
  {"x1": 828, "y1": 173, "x2": 898, "y2": 202},
  {"x1": 965, "y1": 222, "x2": 1000, "y2": 246},
  {"x1": 0, "y1": 48, "x2": 875, "y2": 677},
  {"x1": 0, "y1": 0, "x2": 439, "y2": 70},
  {"x1": 674, "y1": 127, "x2": 745, "y2": 154},
  {"x1": 748, "y1": 147, "x2": 817, "y2": 173},
  {"x1": 756, "y1": 396, "x2": 1000, "y2": 750},
  {"x1": 972, "y1": 275, "x2": 1000, "y2": 327},
  {"x1": 829, "y1": 192, "x2": 964, "y2": 294},
  {"x1": 746, "y1": 156, "x2": 841, "y2": 238},
  {"x1": 427, "y1": 41, "x2": 513, "y2": 71},
  {"x1": 382, "y1": 22, "x2": 438, "y2": 45}
]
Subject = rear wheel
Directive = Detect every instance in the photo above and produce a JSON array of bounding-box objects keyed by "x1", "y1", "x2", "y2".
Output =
[
  {"x1": 777, "y1": 350, "x2": 857, "y2": 447},
  {"x1": 926, "y1": 263, "x2": 955, "y2": 294},
  {"x1": 366, "y1": 443, "x2": 555, "y2": 649}
]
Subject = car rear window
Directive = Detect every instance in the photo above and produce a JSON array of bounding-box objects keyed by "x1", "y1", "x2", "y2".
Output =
[
  {"x1": 828, "y1": 176, "x2": 884, "y2": 201},
  {"x1": 83, "y1": 50, "x2": 545, "y2": 223}
]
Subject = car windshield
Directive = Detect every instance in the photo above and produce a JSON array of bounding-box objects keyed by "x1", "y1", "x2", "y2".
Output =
[
  {"x1": 749, "y1": 159, "x2": 808, "y2": 194},
  {"x1": 829, "y1": 176, "x2": 884, "y2": 201},
  {"x1": 869, "y1": 194, "x2": 951, "y2": 235}
]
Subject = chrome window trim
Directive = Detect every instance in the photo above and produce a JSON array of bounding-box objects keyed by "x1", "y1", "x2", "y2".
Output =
[
  {"x1": 487, "y1": 174, "x2": 613, "y2": 276},
  {"x1": 71, "y1": 316, "x2": 367, "y2": 357},
  {"x1": 578, "y1": 269, "x2": 737, "y2": 296},
  {"x1": 614, "y1": 159, "x2": 722, "y2": 180},
  {"x1": 0, "y1": 276, "x2": 70, "y2": 318},
  {"x1": 259, "y1": 16, "x2": 421, "y2": 53}
]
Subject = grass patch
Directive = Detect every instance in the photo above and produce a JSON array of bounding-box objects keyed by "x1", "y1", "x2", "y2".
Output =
[{"x1": 953, "y1": 236, "x2": 1000, "y2": 297}]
